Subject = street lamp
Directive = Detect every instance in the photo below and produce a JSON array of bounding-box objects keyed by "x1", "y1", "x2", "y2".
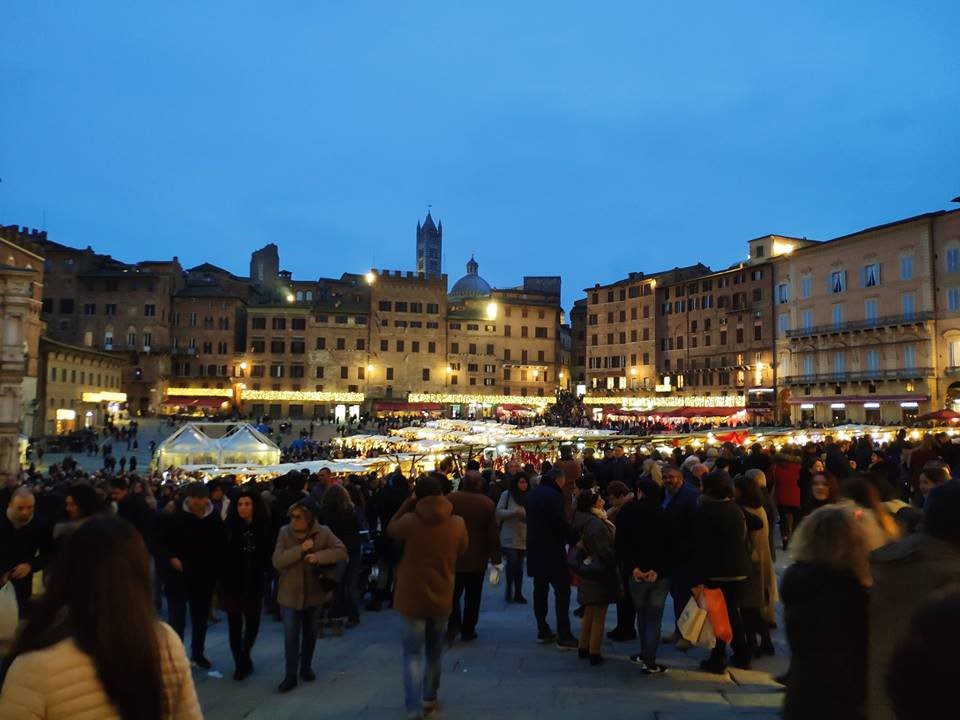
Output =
[
  {"x1": 485, "y1": 301, "x2": 498, "y2": 320},
  {"x1": 286, "y1": 293, "x2": 295, "y2": 303},
  {"x1": 365, "y1": 270, "x2": 377, "y2": 285}
]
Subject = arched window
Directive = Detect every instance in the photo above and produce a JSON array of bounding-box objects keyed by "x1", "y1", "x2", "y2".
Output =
[
  {"x1": 104, "y1": 331, "x2": 114, "y2": 349},
  {"x1": 305, "y1": 291, "x2": 313, "y2": 301},
  {"x1": 296, "y1": 291, "x2": 303, "y2": 302}
]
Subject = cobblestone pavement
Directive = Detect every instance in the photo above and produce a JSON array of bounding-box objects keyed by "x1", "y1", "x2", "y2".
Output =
[{"x1": 192, "y1": 576, "x2": 789, "y2": 720}]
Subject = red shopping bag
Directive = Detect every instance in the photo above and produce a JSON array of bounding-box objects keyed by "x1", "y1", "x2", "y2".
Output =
[{"x1": 693, "y1": 586, "x2": 733, "y2": 644}]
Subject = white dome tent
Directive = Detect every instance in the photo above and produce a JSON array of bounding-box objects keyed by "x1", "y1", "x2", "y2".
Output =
[
  {"x1": 217, "y1": 424, "x2": 281, "y2": 466},
  {"x1": 155, "y1": 424, "x2": 219, "y2": 469}
]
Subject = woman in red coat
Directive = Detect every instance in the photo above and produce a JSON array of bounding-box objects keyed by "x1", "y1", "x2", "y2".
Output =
[{"x1": 771, "y1": 450, "x2": 802, "y2": 549}]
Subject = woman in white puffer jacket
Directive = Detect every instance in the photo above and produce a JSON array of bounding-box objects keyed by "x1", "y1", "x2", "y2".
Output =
[{"x1": 0, "y1": 516, "x2": 201, "y2": 720}]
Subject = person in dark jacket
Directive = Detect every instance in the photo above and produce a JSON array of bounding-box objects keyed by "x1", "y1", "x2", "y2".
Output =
[
  {"x1": 368, "y1": 471, "x2": 410, "y2": 611},
  {"x1": 525, "y1": 469, "x2": 578, "y2": 648},
  {"x1": 661, "y1": 466, "x2": 699, "y2": 646},
  {"x1": 220, "y1": 489, "x2": 272, "y2": 680},
  {"x1": 0, "y1": 487, "x2": 53, "y2": 618},
  {"x1": 616, "y1": 478, "x2": 671, "y2": 673},
  {"x1": 694, "y1": 472, "x2": 760, "y2": 673},
  {"x1": 447, "y1": 473, "x2": 502, "y2": 642},
  {"x1": 571, "y1": 487, "x2": 620, "y2": 664},
  {"x1": 319, "y1": 484, "x2": 363, "y2": 630},
  {"x1": 780, "y1": 504, "x2": 871, "y2": 720},
  {"x1": 110, "y1": 477, "x2": 156, "y2": 554},
  {"x1": 157, "y1": 482, "x2": 227, "y2": 668}
]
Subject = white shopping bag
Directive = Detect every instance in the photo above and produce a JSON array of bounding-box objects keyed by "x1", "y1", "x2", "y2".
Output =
[
  {"x1": 0, "y1": 582, "x2": 19, "y2": 643},
  {"x1": 678, "y1": 596, "x2": 706, "y2": 643}
]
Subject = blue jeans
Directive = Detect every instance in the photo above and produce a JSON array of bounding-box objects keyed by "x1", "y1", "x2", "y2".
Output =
[
  {"x1": 629, "y1": 577, "x2": 671, "y2": 665},
  {"x1": 281, "y1": 606, "x2": 318, "y2": 680},
  {"x1": 401, "y1": 616, "x2": 447, "y2": 715}
]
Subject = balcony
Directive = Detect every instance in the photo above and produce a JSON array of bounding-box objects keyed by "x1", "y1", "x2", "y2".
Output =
[
  {"x1": 785, "y1": 311, "x2": 933, "y2": 339},
  {"x1": 784, "y1": 367, "x2": 934, "y2": 384}
]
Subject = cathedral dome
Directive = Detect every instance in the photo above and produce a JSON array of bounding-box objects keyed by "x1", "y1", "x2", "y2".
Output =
[{"x1": 449, "y1": 256, "x2": 492, "y2": 297}]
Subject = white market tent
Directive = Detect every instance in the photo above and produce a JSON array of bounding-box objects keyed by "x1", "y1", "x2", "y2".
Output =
[
  {"x1": 218, "y1": 424, "x2": 281, "y2": 466},
  {"x1": 155, "y1": 423, "x2": 280, "y2": 469}
]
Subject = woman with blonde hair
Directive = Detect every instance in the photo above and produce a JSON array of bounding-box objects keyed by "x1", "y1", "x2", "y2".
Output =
[{"x1": 780, "y1": 505, "x2": 871, "y2": 720}]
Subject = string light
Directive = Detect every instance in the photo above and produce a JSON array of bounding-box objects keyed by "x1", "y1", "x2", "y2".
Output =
[
  {"x1": 165, "y1": 387, "x2": 233, "y2": 397},
  {"x1": 408, "y1": 392, "x2": 550, "y2": 407},
  {"x1": 81, "y1": 391, "x2": 127, "y2": 403},
  {"x1": 582, "y1": 395, "x2": 745, "y2": 409},
  {"x1": 240, "y1": 389, "x2": 365, "y2": 403}
]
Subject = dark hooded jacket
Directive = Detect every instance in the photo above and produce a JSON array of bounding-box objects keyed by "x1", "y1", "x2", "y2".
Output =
[
  {"x1": 524, "y1": 474, "x2": 577, "y2": 581},
  {"x1": 781, "y1": 562, "x2": 868, "y2": 720}
]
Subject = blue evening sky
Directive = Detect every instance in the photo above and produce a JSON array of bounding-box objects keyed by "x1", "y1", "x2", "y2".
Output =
[{"x1": 2, "y1": 1, "x2": 958, "y2": 312}]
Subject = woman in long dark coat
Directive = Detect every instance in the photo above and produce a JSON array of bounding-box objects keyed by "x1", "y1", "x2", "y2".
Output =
[{"x1": 219, "y1": 489, "x2": 272, "y2": 680}]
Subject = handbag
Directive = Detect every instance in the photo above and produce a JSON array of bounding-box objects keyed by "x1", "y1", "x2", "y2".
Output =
[
  {"x1": 566, "y1": 544, "x2": 609, "y2": 580},
  {"x1": 314, "y1": 559, "x2": 347, "y2": 592}
]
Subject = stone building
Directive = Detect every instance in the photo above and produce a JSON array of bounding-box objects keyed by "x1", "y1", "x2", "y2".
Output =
[
  {"x1": 37, "y1": 338, "x2": 125, "y2": 434},
  {"x1": 31, "y1": 236, "x2": 183, "y2": 415},
  {"x1": 569, "y1": 298, "x2": 587, "y2": 394},
  {"x1": 0, "y1": 227, "x2": 44, "y2": 438},
  {"x1": 773, "y1": 209, "x2": 960, "y2": 424}
]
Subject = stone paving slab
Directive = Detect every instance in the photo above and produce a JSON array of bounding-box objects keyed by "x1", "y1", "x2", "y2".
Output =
[{"x1": 192, "y1": 574, "x2": 787, "y2": 719}]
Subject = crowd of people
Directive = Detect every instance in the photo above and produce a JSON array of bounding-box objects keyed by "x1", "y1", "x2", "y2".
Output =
[{"x1": 0, "y1": 427, "x2": 959, "y2": 719}]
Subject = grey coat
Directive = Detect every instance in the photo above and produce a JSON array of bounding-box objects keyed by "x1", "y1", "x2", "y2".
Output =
[
  {"x1": 867, "y1": 533, "x2": 960, "y2": 720},
  {"x1": 496, "y1": 490, "x2": 527, "y2": 550},
  {"x1": 572, "y1": 511, "x2": 621, "y2": 606}
]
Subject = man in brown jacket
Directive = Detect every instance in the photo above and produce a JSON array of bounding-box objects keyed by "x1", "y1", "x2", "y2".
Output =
[
  {"x1": 447, "y1": 472, "x2": 502, "y2": 642},
  {"x1": 388, "y1": 475, "x2": 468, "y2": 719}
]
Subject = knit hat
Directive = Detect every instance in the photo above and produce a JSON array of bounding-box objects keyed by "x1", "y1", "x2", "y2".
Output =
[{"x1": 923, "y1": 480, "x2": 960, "y2": 548}]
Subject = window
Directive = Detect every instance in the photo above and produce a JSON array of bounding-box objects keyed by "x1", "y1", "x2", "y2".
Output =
[
  {"x1": 949, "y1": 288, "x2": 960, "y2": 312},
  {"x1": 127, "y1": 331, "x2": 136, "y2": 346},
  {"x1": 394, "y1": 301, "x2": 408, "y2": 312},
  {"x1": 252, "y1": 364, "x2": 265, "y2": 377},
  {"x1": 778, "y1": 314, "x2": 789, "y2": 335},
  {"x1": 290, "y1": 365, "x2": 305, "y2": 378},
  {"x1": 412, "y1": 341, "x2": 420, "y2": 353},
  {"x1": 426, "y1": 303, "x2": 439, "y2": 314},
  {"x1": 144, "y1": 304, "x2": 156, "y2": 317},
  {"x1": 803, "y1": 354, "x2": 814, "y2": 376},
  {"x1": 422, "y1": 368, "x2": 430, "y2": 381},
  {"x1": 83, "y1": 303, "x2": 96, "y2": 315},
  {"x1": 948, "y1": 247, "x2": 960, "y2": 273},
  {"x1": 396, "y1": 340, "x2": 404, "y2": 352},
  {"x1": 901, "y1": 292, "x2": 915, "y2": 320},
  {"x1": 802, "y1": 309, "x2": 813, "y2": 331},
  {"x1": 900, "y1": 255, "x2": 914, "y2": 280},
  {"x1": 252, "y1": 317, "x2": 266, "y2": 330},
  {"x1": 386, "y1": 367, "x2": 394, "y2": 380},
  {"x1": 357, "y1": 366, "x2": 365, "y2": 380},
  {"x1": 468, "y1": 343, "x2": 477, "y2": 354},
  {"x1": 753, "y1": 325, "x2": 762, "y2": 341},
  {"x1": 865, "y1": 298, "x2": 878, "y2": 322},
  {"x1": 752, "y1": 288, "x2": 762, "y2": 302},
  {"x1": 272, "y1": 318, "x2": 286, "y2": 330},
  {"x1": 315, "y1": 367, "x2": 324, "y2": 379},
  {"x1": 776, "y1": 283, "x2": 789, "y2": 304},
  {"x1": 865, "y1": 348, "x2": 880, "y2": 372},
  {"x1": 250, "y1": 339, "x2": 265, "y2": 353},
  {"x1": 356, "y1": 339, "x2": 365, "y2": 350},
  {"x1": 292, "y1": 318, "x2": 306, "y2": 331},
  {"x1": 830, "y1": 270, "x2": 847, "y2": 293},
  {"x1": 903, "y1": 345, "x2": 916, "y2": 369},
  {"x1": 291, "y1": 339, "x2": 306, "y2": 354},
  {"x1": 59, "y1": 298, "x2": 74, "y2": 314},
  {"x1": 378, "y1": 301, "x2": 391, "y2": 311},
  {"x1": 316, "y1": 337, "x2": 326, "y2": 350},
  {"x1": 833, "y1": 352, "x2": 845, "y2": 374},
  {"x1": 339, "y1": 366, "x2": 348, "y2": 379},
  {"x1": 270, "y1": 340, "x2": 285, "y2": 353},
  {"x1": 270, "y1": 364, "x2": 284, "y2": 378},
  {"x1": 862, "y1": 263, "x2": 880, "y2": 288},
  {"x1": 736, "y1": 328, "x2": 744, "y2": 343},
  {"x1": 521, "y1": 326, "x2": 528, "y2": 338},
  {"x1": 832, "y1": 304, "x2": 843, "y2": 328},
  {"x1": 800, "y1": 275, "x2": 812, "y2": 299}
]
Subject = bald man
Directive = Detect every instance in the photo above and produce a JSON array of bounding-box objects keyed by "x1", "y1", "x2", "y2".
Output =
[{"x1": 0, "y1": 486, "x2": 53, "y2": 617}]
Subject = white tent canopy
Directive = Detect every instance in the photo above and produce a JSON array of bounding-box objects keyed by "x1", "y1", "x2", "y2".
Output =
[{"x1": 156, "y1": 423, "x2": 280, "y2": 469}]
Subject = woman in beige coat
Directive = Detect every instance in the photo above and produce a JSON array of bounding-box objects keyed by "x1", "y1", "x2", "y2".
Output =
[
  {"x1": 0, "y1": 516, "x2": 201, "y2": 720},
  {"x1": 273, "y1": 500, "x2": 347, "y2": 694},
  {"x1": 735, "y1": 474, "x2": 777, "y2": 657}
]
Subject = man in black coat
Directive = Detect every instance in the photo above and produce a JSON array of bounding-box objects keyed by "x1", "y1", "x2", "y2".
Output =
[
  {"x1": 525, "y1": 469, "x2": 578, "y2": 648},
  {"x1": 110, "y1": 476, "x2": 156, "y2": 554},
  {"x1": 156, "y1": 482, "x2": 226, "y2": 668},
  {"x1": 661, "y1": 465, "x2": 699, "y2": 646},
  {"x1": 0, "y1": 486, "x2": 53, "y2": 617}
]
